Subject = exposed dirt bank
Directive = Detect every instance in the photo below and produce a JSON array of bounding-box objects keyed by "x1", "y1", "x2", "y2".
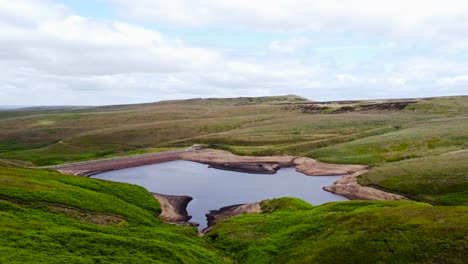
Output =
[
  {"x1": 182, "y1": 149, "x2": 363, "y2": 174},
  {"x1": 323, "y1": 171, "x2": 408, "y2": 200},
  {"x1": 53, "y1": 148, "x2": 407, "y2": 209},
  {"x1": 152, "y1": 193, "x2": 198, "y2": 226},
  {"x1": 182, "y1": 150, "x2": 407, "y2": 201},
  {"x1": 292, "y1": 157, "x2": 368, "y2": 176},
  {"x1": 53, "y1": 148, "x2": 366, "y2": 177},
  {"x1": 208, "y1": 163, "x2": 281, "y2": 174},
  {"x1": 52, "y1": 150, "x2": 186, "y2": 176},
  {"x1": 291, "y1": 100, "x2": 418, "y2": 114},
  {"x1": 202, "y1": 203, "x2": 261, "y2": 235},
  {"x1": 181, "y1": 149, "x2": 294, "y2": 174}
]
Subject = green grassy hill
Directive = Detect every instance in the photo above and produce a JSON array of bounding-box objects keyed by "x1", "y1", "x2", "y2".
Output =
[
  {"x1": 1, "y1": 96, "x2": 466, "y2": 165},
  {"x1": 358, "y1": 151, "x2": 468, "y2": 206},
  {"x1": 1, "y1": 168, "x2": 466, "y2": 263},
  {"x1": 1, "y1": 95, "x2": 467, "y2": 262},
  {"x1": 0, "y1": 167, "x2": 225, "y2": 263},
  {"x1": 208, "y1": 198, "x2": 467, "y2": 264}
]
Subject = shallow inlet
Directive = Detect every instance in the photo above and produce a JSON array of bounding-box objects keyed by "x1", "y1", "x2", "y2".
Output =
[{"x1": 93, "y1": 160, "x2": 347, "y2": 229}]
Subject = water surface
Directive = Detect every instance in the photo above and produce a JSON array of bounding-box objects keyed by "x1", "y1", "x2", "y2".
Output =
[{"x1": 94, "y1": 160, "x2": 347, "y2": 228}]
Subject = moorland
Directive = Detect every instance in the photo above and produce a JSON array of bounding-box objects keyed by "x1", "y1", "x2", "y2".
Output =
[{"x1": 0, "y1": 95, "x2": 466, "y2": 263}]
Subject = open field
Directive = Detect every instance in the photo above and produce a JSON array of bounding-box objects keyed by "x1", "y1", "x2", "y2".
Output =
[{"x1": 1, "y1": 95, "x2": 466, "y2": 164}]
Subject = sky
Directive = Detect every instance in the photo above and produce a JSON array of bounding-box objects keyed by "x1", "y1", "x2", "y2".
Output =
[{"x1": 0, "y1": 0, "x2": 467, "y2": 106}]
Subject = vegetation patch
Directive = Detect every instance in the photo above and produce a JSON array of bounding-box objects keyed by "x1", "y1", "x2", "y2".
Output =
[
  {"x1": 0, "y1": 167, "x2": 227, "y2": 263},
  {"x1": 260, "y1": 197, "x2": 314, "y2": 213},
  {"x1": 358, "y1": 151, "x2": 468, "y2": 205},
  {"x1": 207, "y1": 200, "x2": 468, "y2": 264},
  {"x1": 48, "y1": 205, "x2": 127, "y2": 227}
]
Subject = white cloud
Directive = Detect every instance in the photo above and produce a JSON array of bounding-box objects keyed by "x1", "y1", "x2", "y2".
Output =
[
  {"x1": 109, "y1": 0, "x2": 468, "y2": 35},
  {"x1": 0, "y1": 0, "x2": 467, "y2": 106},
  {"x1": 269, "y1": 37, "x2": 310, "y2": 53},
  {"x1": 0, "y1": 0, "x2": 65, "y2": 25},
  {"x1": 437, "y1": 75, "x2": 468, "y2": 86}
]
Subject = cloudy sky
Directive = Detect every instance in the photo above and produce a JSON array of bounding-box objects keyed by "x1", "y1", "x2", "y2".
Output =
[{"x1": 1, "y1": 0, "x2": 467, "y2": 106}]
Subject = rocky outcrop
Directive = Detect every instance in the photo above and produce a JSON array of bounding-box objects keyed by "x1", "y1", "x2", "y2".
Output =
[
  {"x1": 208, "y1": 162, "x2": 281, "y2": 174},
  {"x1": 202, "y1": 203, "x2": 261, "y2": 234},
  {"x1": 181, "y1": 149, "x2": 295, "y2": 174},
  {"x1": 152, "y1": 193, "x2": 198, "y2": 226}
]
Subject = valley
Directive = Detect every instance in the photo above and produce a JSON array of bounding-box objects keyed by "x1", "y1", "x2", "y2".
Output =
[{"x1": 0, "y1": 95, "x2": 467, "y2": 263}]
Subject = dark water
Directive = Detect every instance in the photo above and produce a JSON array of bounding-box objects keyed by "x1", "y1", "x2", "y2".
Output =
[{"x1": 94, "y1": 160, "x2": 347, "y2": 228}]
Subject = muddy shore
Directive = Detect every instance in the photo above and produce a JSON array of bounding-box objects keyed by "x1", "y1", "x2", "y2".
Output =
[
  {"x1": 53, "y1": 148, "x2": 406, "y2": 201},
  {"x1": 53, "y1": 148, "x2": 408, "y2": 228},
  {"x1": 322, "y1": 171, "x2": 408, "y2": 200},
  {"x1": 51, "y1": 150, "x2": 185, "y2": 176}
]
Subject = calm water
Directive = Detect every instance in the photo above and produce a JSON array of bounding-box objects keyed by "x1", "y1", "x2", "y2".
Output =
[{"x1": 94, "y1": 160, "x2": 347, "y2": 228}]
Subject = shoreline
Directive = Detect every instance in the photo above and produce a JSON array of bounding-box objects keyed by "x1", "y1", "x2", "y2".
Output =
[
  {"x1": 322, "y1": 170, "x2": 408, "y2": 201},
  {"x1": 53, "y1": 148, "x2": 407, "y2": 201},
  {"x1": 51, "y1": 150, "x2": 186, "y2": 176},
  {"x1": 52, "y1": 148, "x2": 409, "y2": 228}
]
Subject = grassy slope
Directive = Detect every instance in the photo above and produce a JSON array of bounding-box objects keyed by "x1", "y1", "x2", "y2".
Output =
[
  {"x1": 0, "y1": 167, "x2": 225, "y2": 263},
  {"x1": 1, "y1": 96, "x2": 465, "y2": 165},
  {"x1": 208, "y1": 198, "x2": 468, "y2": 264},
  {"x1": 0, "y1": 95, "x2": 467, "y2": 262},
  {"x1": 358, "y1": 151, "x2": 468, "y2": 205},
  {"x1": 1, "y1": 168, "x2": 466, "y2": 263},
  {"x1": 0, "y1": 96, "x2": 310, "y2": 165},
  {"x1": 309, "y1": 117, "x2": 468, "y2": 165}
]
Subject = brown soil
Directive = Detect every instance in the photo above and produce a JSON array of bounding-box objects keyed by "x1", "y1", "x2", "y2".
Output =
[
  {"x1": 359, "y1": 101, "x2": 418, "y2": 111},
  {"x1": 290, "y1": 100, "x2": 418, "y2": 114}
]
